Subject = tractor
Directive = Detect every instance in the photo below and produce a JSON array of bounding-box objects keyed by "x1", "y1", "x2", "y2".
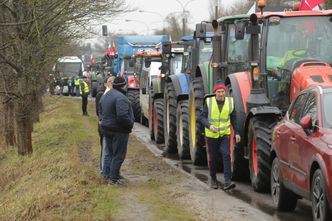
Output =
[{"x1": 206, "y1": 3, "x2": 332, "y2": 192}]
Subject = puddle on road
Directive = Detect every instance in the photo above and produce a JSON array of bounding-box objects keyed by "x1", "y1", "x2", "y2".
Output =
[{"x1": 178, "y1": 163, "x2": 209, "y2": 183}]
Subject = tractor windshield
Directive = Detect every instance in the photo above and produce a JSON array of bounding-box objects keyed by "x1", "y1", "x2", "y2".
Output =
[
  {"x1": 170, "y1": 53, "x2": 183, "y2": 74},
  {"x1": 266, "y1": 15, "x2": 332, "y2": 111},
  {"x1": 123, "y1": 58, "x2": 136, "y2": 75},
  {"x1": 267, "y1": 16, "x2": 332, "y2": 71},
  {"x1": 199, "y1": 41, "x2": 213, "y2": 63}
]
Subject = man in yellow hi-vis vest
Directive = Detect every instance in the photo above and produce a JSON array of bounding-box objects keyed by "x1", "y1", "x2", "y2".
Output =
[
  {"x1": 200, "y1": 83, "x2": 241, "y2": 190},
  {"x1": 80, "y1": 76, "x2": 90, "y2": 116}
]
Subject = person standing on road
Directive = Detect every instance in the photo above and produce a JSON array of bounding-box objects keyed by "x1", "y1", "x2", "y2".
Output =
[
  {"x1": 75, "y1": 76, "x2": 80, "y2": 96},
  {"x1": 200, "y1": 83, "x2": 241, "y2": 190},
  {"x1": 100, "y1": 76, "x2": 134, "y2": 185},
  {"x1": 80, "y1": 76, "x2": 90, "y2": 116},
  {"x1": 96, "y1": 76, "x2": 115, "y2": 176}
]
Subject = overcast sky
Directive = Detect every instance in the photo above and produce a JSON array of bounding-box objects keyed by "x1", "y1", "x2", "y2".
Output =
[{"x1": 84, "y1": 0, "x2": 239, "y2": 47}]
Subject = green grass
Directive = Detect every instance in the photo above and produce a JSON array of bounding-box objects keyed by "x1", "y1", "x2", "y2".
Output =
[
  {"x1": 0, "y1": 96, "x2": 198, "y2": 221},
  {"x1": 0, "y1": 96, "x2": 120, "y2": 221}
]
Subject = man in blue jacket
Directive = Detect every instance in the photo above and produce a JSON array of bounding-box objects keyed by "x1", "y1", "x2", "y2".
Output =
[{"x1": 100, "y1": 76, "x2": 134, "y2": 185}]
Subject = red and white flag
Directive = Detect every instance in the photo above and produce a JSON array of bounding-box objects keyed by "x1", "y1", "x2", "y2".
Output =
[
  {"x1": 89, "y1": 54, "x2": 94, "y2": 64},
  {"x1": 300, "y1": 0, "x2": 325, "y2": 10},
  {"x1": 106, "y1": 44, "x2": 111, "y2": 56}
]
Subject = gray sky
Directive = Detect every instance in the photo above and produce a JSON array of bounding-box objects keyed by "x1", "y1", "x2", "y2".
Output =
[
  {"x1": 84, "y1": 0, "x2": 238, "y2": 47},
  {"x1": 103, "y1": 0, "x2": 237, "y2": 35}
]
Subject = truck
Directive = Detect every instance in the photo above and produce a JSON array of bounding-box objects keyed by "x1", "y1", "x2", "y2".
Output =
[
  {"x1": 52, "y1": 56, "x2": 84, "y2": 95},
  {"x1": 204, "y1": 4, "x2": 332, "y2": 192},
  {"x1": 115, "y1": 35, "x2": 168, "y2": 122}
]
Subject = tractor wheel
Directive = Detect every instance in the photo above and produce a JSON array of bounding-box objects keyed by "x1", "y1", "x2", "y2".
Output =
[
  {"x1": 227, "y1": 84, "x2": 249, "y2": 181},
  {"x1": 148, "y1": 98, "x2": 154, "y2": 141},
  {"x1": 176, "y1": 100, "x2": 190, "y2": 160},
  {"x1": 163, "y1": 82, "x2": 177, "y2": 153},
  {"x1": 153, "y1": 98, "x2": 164, "y2": 144},
  {"x1": 248, "y1": 115, "x2": 279, "y2": 192},
  {"x1": 271, "y1": 157, "x2": 297, "y2": 211},
  {"x1": 188, "y1": 77, "x2": 207, "y2": 165},
  {"x1": 127, "y1": 89, "x2": 141, "y2": 122}
]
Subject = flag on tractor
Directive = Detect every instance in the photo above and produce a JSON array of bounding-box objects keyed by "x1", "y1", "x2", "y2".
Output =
[
  {"x1": 300, "y1": 0, "x2": 325, "y2": 10},
  {"x1": 89, "y1": 54, "x2": 94, "y2": 64}
]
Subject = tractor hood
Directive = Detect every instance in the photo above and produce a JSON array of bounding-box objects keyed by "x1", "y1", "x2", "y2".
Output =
[{"x1": 290, "y1": 61, "x2": 332, "y2": 101}]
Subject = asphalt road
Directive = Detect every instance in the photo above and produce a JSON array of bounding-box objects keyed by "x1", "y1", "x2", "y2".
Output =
[{"x1": 132, "y1": 122, "x2": 314, "y2": 221}]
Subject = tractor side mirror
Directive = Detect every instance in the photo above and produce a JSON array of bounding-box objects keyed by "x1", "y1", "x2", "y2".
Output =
[
  {"x1": 144, "y1": 57, "x2": 151, "y2": 68},
  {"x1": 162, "y1": 41, "x2": 172, "y2": 54},
  {"x1": 195, "y1": 23, "x2": 206, "y2": 38}
]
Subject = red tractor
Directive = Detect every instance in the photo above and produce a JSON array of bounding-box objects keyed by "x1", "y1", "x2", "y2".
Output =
[{"x1": 210, "y1": 4, "x2": 332, "y2": 192}]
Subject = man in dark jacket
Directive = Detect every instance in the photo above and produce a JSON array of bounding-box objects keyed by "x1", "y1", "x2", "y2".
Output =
[{"x1": 100, "y1": 76, "x2": 134, "y2": 185}]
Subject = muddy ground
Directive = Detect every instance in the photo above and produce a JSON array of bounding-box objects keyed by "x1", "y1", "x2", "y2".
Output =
[{"x1": 107, "y1": 124, "x2": 279, "y2": 221}]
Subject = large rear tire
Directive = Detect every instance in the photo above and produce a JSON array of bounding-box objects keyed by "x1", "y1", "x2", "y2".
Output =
[
  {"x1": 127, "y1": 89, "x2": 141, "y2": 122},
  {"x1": 176, "y1": 100, "x2": 190, "y2": 160},
  {"x1": 148, "y1": 97, "x2": 154, "y2": 141},
  {"x1": 271, "y1": 157, "x2": 297, "y2": 211},
  {"x1": 227, "y1": 83, "x2": 249, "y2": 181},
  {"x1": 248, "y1": 115, "x2": 278, "y2": 192},
  {"x1": 153, "y1": 99, "x2": 164, "y2": 144},
  {"x1": 163, "y1": 82, "x2": 177, "y2": 153},
  {"x1": 188, "y1": 77, "x2": 206, "y2": 165}
]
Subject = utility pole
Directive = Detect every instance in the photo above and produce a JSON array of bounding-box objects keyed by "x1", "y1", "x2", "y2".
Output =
[
  {"x1": 175, "y1": 0, "x2": 197, "y2": 36},
  {"x1": 215, "y1": 0, "x2": 219, "y2": 19}
]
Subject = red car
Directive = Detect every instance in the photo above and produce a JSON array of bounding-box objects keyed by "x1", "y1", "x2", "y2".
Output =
[{"x1": 270, "y1": 85, "x2": 332, "y2": 221}]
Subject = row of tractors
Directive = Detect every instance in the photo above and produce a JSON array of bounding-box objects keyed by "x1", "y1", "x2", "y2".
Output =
[{"x1": 120, "y1": 3, "x2": 332, "y2": 201}]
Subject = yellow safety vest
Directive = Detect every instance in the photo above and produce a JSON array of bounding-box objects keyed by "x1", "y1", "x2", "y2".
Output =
[
  {"x1": 205, "y1": 96, "x2": 234, "y2": 138},
  {"x1": 74, "y1": 79, "x2": 80, "y2": 86},
  {"x1": 79, "y1": 80, "x2": 90, "y2": 95}
]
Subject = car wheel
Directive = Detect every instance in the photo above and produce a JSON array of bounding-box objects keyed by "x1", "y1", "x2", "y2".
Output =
[
  {"x1": 311, "y1": 169, "x2": 332, "y2": 221},
  {"x1": 271, "y1": 157, "x2": 297, "y2": 211}
]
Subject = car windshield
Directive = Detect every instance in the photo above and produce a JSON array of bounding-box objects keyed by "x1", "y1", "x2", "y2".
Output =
[
  {"x1": 322, "y1": 92, "x2": 332, "y2": 128},
  {"x1": 267, "y1": 16, "x2": 332, "y2": 71},
  {"x1": 56, "y1": 62, "x2": 82, "y2": 78}
]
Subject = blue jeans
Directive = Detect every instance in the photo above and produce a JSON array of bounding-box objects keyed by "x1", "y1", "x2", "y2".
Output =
[
  {"x1": 103, "y1": 132, "x2": 129, "y2": 181},
  {"x1": 101, "y1": 136, "x2": 111, "y2": 178},
  {"x1": 206, "y1": 135, "x2": 231, "y2": 183}
]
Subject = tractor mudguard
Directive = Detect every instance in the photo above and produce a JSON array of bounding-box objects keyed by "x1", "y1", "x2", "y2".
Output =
[
  {"x1": 169, "y1": 74, "x2": 190, "y2": 100},
  {"x1": 151, "y1": 78, "x2": 163, "y2": 100},
  {"x1": 195, "y1": 64, "x2": 209, "y2": 94}
]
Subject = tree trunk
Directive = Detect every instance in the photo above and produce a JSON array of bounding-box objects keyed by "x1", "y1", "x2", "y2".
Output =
[
  {"x1": 5, "y1": 99, "x2": 16, "y2": 146},
  {"x1": 15, "y1": 102, "x2": 33, "y2": 155}
]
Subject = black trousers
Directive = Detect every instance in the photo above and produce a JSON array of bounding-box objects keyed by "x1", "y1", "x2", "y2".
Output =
[{"x1": 82, "y1": 96, "x2": 88, "y2": 114}]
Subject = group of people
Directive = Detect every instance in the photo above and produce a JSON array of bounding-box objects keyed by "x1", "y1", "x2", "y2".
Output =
[
  {"x1": 95, "y1": 76, "x2": 134, "y2": 185},
  {"x1": 86, "y1": 76, "x2": 239, "y2": 190}
]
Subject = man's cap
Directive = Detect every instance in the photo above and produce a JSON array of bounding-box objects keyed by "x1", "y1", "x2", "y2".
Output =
[
  {"x1": 213, "y1": 83, "x2": 227, "y2": 93},
  {"x1": 113, "y1": 76, "x2": 126, "y2": 87}
]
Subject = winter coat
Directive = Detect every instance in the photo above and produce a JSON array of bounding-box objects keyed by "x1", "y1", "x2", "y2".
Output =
[{"x1": 100, "y1": 88, "x2": 134, "y2": 134}]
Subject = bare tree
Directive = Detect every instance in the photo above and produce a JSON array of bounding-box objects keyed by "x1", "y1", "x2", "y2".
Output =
[{"x1": 0, "y1": 0, "x2": 129, "y2": 155}]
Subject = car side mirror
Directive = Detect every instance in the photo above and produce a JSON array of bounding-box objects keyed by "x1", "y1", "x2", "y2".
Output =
[{"x1": 300, "y1": 115, "x2": 313, "y2": 134}]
